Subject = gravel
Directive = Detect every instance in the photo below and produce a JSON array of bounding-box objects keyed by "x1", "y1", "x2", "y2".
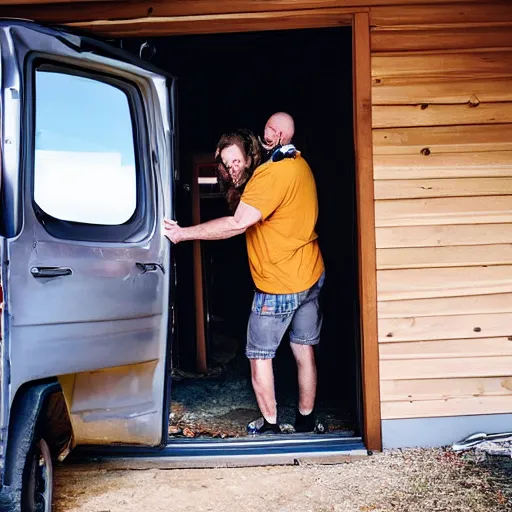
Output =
[{"x1": 53, "y1": 447, "x2": 512, "y2": 511}]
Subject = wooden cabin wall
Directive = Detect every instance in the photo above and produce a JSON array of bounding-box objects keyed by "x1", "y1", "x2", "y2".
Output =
[{"x1": 370, "y1": 1, "x2": 512, "y2": 420}]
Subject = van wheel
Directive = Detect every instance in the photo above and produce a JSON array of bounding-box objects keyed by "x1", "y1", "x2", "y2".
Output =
[{"x1": 23, "y1": 434, "x2": 53, "y2": 512}]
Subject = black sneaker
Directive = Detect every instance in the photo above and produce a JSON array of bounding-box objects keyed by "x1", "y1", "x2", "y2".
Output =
[
  {"x1": 294, "y1": 409, "x2": 316, "y2": 433},
  {"x1": 247, "y1": 416, "x2": 281, "y2": 435}
]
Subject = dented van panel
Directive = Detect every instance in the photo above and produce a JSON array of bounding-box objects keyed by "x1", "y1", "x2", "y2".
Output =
[{"x1": 0, "y1": 19, "x2": 175, "y2": 487}]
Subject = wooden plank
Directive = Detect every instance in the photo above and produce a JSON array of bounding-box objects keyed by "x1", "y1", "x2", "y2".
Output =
[
  {"x1": 15, "y1": 3, "x2": 507, "y2": 33},
  {"x1": 372, "y1": 77, "x2": 512, "y2": 105},
  {"x1": 191, "y1": 162, "x2": 207, "y2": 374},
  {"x1": 0, "y1": 0, "x2": 366, "y2": 21},
  {"x1": 377, "y1": 244, "x2": 512, "y2": 270},
  {"x1": 376, "y1": 224, "x2": 512, "y2": 249},
  {"x1": 353, "y1": 11, "x2": 381, "y2": 453},
  {"x1": 379, "y1": 312, "x2": 512, "y2": 341},
  {"x1": 380, "y1": 376, "x2": 512, "y2": 402},
  {"x1": 378, "y1": 293, "x2": 512, "y2": 318},
  {"x1": 381, "y1": 394, "x2": 512, "y2": 419},
  {"x1": 375, "y1": 177, "x2": 512, "y2": 200},
  {"x1": 380, "y1": 337, "x2": 512, "y2": 360},
  {"x1": 65, "y1": 8, "x2": 355, "y2": 36},
  {"x1": 374, "y1": 151, "x2": 512, "y2": 180},
  {"x1": 0, "y1": 0, "x2": 485, "y2": 9},
  {"x1": 380, "y1": 355, "x2": 512, "y2": 380},
  {"x1": 372, "y1": 50, "x2": 512, "y2": 79},
  {"x1": 375, "y1": 177, "x2": 512, "y2": 201},
  {"x1": 373, "y1": 102, "x2": 512, "y2": 129},
  {"x1": 375, "y1": 196, "x2": 512, "y2": 227},
  {"x1": 372, "y1": 24, "x2": 512, "y2": 53},
  {"x1": 373, "y1": 124, "x2": 512, "y2": 155},
  {"x1": 2, "y1": 0, "x2": 102, "y2": 3},
  {"x1": 377, "y1": 265, "x2": 512, "y2": 301},
  {"x1": 371, "y1": 3, "x2": 512, "y2": 27}
]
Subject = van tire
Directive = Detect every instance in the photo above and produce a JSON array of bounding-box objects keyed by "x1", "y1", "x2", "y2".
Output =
[
  {"x1": 1, "y1": 382, "x2": 61, "y2": 512},
  {"x1": 21, "y1": 432, "x2": 54, "y2": 512}
]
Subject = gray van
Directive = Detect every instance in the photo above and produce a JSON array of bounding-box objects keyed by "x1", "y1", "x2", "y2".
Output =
[{"x1": 0, "y1": 19, "x2": 363, "y2": 512}]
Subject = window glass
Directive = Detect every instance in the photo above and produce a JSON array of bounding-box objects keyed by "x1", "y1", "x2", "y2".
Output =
[{"x1": 34, "y1": 70, "x2": 137, "y2": 225}]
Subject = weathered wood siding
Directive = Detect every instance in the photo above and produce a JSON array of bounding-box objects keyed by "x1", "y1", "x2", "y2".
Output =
[{"x1": 371, "y1": 2, "x2": 512, "y2": 420}]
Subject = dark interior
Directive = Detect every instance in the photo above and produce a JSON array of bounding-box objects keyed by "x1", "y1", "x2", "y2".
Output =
[{"x1": 122, "y1": 27, "x2": 360, "y2": 437}]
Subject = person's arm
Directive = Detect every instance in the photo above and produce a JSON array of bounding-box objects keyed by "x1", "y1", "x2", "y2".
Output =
[{"x1": 163, "y1": 200, "x2": 261, "y2": 244}]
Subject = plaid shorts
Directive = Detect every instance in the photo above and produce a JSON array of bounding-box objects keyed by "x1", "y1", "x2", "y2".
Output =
[{"x1": 246, "y1": 272, "x2": 325, "y2": 359}]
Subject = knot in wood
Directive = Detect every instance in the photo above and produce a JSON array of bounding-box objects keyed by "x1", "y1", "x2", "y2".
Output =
[
  {"x1": 468, "y1": 94, "x2": 480, "y2": 108},
  {"x1": 420, "y1": 147, "x2": 431, "y2": 156}
]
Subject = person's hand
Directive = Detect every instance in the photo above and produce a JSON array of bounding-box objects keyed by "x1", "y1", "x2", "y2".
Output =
[{"x1": 163, "y1": 218, "x2": 184, "y2": 244}]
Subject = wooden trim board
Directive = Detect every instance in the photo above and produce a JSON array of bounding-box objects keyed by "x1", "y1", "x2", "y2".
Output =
[
  {"x1": 192, "y1": 162, "x2": 208, "y2": 374},
  {"x1": 59, "y1": 8, "x2": 358, "y2": 36},
  {"x1": 0, "y1": 0, "x2": 483, "y2": 10},
  {"x1": 353, "y1": 12, "x2": 382, "y2": 451}
]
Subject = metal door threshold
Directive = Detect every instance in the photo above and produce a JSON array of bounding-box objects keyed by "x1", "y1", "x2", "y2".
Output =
[{"x1": 70, "y1": 435, "x2": 367, "y2": 469}]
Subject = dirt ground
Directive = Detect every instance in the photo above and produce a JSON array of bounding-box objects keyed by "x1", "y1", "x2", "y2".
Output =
[
  {"x1": 53, "y1": 448, "x2": 512, "y2": 512},
  {"x1": 168, "y1": 334, "x2": 355, "y2": 439}
]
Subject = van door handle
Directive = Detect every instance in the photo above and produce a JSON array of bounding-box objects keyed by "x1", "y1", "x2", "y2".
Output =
[
  {"x1": 30, "y1": 266, "x2": 73, "y2": 278},
  {"x1": 136, "y1": 262, "x2": 165, "y2": 274}
]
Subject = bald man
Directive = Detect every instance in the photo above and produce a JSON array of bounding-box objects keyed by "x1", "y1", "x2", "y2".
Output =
[
  {"x1": 260, "y1": 111, "x2": 295, "y2": 152},
  {"x1": 164, "y1": 113, "x2": 325, "y2": 435}
]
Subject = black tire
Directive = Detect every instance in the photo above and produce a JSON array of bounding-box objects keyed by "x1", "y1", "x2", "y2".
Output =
[
  {"x1": 21, "y1": 423, "x2": 54, "y2": 512},
  {"x1": 1, "y1": 383, "x2": 61, "y2": 512}
]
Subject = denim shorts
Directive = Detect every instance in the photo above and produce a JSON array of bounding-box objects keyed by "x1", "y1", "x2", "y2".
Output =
[{"x1": 246, "y1": 272, "x2": 325, "y2": 359}]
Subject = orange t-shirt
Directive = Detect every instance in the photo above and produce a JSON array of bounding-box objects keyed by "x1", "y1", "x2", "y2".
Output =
[{"x1": 241, "y1": 154, "x2": 324, "y2": 294}]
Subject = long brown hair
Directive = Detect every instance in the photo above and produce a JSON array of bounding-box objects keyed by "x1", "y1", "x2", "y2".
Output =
[{"x1": 215, "y1": 129, "x2": 262, "y2": 212}]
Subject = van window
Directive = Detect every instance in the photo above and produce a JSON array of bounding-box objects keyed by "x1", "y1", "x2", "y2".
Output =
[{"x1": 34, "y1": 70, "x2": 137, "y2": 226}]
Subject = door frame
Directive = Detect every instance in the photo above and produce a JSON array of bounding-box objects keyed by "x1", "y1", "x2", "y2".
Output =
[
  {"x1": 351, "y1": 12, "x2": 382, "y2": 452},
  {"x1": 140, "y1": 9, "x2": 381, "y2": 451},
  {"x1": 8, "y1": 5, "x2": 382, "y2": 450},
  {"x1": 161, "y1": 9, "x2": 381, "y2": 452}
]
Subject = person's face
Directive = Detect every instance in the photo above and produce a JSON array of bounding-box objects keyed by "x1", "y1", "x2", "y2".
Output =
[
  {"x1": 263, "y1": 120, "x2": 282, "y2": 150},
  {"x1": 220, "y1": 144, "x2": 249, "y2": 186}
]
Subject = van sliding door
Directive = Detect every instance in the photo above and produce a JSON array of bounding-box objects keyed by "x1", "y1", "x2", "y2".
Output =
[{"x1": 0, "y1": 21, "x2": 174, "y2": 447}]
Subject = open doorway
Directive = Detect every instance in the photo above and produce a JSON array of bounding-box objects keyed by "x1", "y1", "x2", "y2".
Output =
[{"x1": 123, "y1": 26, "x2": 360, "y2": 439}]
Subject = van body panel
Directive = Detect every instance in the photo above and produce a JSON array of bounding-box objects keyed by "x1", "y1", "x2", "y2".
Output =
[{"x1": 0, "y1": 20, "x2": 174, "y2": 453}]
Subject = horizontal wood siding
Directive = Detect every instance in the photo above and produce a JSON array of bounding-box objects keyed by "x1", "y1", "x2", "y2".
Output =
[{"x1": 371, "y1": 1, "x2": 512, "y2": 420}]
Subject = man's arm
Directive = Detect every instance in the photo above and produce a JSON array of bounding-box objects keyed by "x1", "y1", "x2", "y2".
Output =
[{"x1": 164, "y1": 201, "x2": 262, "y2": 244}]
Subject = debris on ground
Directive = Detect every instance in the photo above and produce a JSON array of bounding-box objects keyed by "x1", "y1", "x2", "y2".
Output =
[
  {"x1": 53, "y1": 447, "x2": 512, "y2": 511},
  {"x1": 167, "y1": 333, "x2": 356, "y2": 439},
  {"x1": 181, "y1": 427, "x2": 195, "y2": 438},
  {"x1": 452, "y1": 431, "x2": 512, "y2": 458}
]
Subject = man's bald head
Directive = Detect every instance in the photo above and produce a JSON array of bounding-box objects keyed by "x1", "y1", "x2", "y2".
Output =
[{"x1": 262, "y1": 112, "x2": 295, "y2": 150}]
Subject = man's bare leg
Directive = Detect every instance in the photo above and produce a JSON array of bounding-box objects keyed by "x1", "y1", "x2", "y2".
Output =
[
  {"x1": 290, "y1": 344, "x2": 317, "y2": 415},
  {"x1": 250, "y1": 359, "x2": 277, "y2": 423}
]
